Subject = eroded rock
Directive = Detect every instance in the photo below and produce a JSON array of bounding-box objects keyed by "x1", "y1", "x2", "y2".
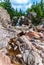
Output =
[{"x1": 7, "y1": 32, "x2": 44, "y2": 65}]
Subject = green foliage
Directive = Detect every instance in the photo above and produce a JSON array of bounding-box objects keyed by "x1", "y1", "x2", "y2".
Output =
[
  {"x1": 26, "y1": 0, "x2": 44, "y2": 25},
  {"x1": 0, "y1": 0, "x2": 15, "y2": 19},
  {"x1": 27, "y1": 0, "x2": 44, "y2": 18},
  {"x1": 0, "y1": 0, "x2": 44, "y2": 25},
  {"x1": 14, "y1": 9, "x2": 26, "y2": 18},
  {"x1": 0, "y1": 0, "x2": 26, "y2": 19}
]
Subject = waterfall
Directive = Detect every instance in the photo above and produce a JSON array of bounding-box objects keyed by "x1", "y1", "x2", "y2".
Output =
[
  {"x1": 16, "y1": 18, "x2": 21, "y2": 26},
  {"x1": 16, "y1": 16, "x2": 25, "y2": 26}
]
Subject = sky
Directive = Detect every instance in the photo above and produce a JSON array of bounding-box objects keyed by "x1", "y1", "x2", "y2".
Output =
[
  {"x1": 0, "y1": 0, "x2": 41, "y2": 11},
  {"x1": 10, "y1": 0, "x2": 41, "y2": 11}
]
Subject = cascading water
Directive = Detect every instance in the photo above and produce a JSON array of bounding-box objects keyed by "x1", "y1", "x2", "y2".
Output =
[
  {"x1": 16, "y1": 18, "x2": 20, "y2": 26},
  {"x1": 16, "y1": 16, "x2": 25, "y2": 26}
]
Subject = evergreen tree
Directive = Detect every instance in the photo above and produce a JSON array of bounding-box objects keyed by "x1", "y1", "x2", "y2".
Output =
[{"x1": 0, "y1": 0, "x2": 15, "y2": 19}]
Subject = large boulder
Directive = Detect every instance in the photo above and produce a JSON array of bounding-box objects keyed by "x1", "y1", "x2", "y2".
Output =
[
  {"x1": 0, "y1": 7, "x2": 11, "y2": 24},
  {"x1": 27, "y1": 12, "x2": 41, "y2": 25},
  {"x1": 0, "y1": 7, "x2": 16, "y2": 49},
  {"x1": 27, "y1": 12, "x2": 37, "y2": 19}
]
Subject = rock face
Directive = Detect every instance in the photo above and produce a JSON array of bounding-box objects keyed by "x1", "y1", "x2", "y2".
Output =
[
  {"x1": 27, "y1": 12, "x2": 37, "y2": 19},
  {"x1": 0, "y1": 7, "x2": 16, "y2": 49},
  {"x1": 7, "y1": 30, "x2": 44, "y2": 65},
  {"x1": 0, "y1": 7, "x2": 44, "y2": 65},
  {"x1": 0, "y1": 51, "x2": 14, "y2": 65},
  {"x1": 0, "y1": 7, "x2": 11, "y2": 23}
]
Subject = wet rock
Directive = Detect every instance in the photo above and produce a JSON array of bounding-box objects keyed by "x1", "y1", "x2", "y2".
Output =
[{"x1": 0, "y1": 7, "x2": 11, "y2": 24}]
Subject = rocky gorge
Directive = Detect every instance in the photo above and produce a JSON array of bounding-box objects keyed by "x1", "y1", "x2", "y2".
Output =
[{"x1": 0, "y1": 7, "x2": 44, "y2": 65}]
